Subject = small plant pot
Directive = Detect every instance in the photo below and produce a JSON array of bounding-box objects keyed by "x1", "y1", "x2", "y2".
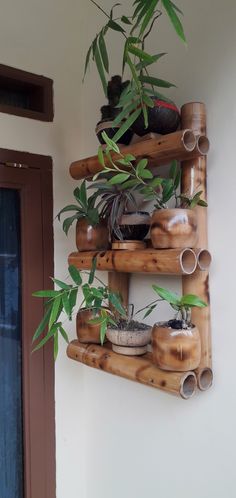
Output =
[
  {"x1": 116, "y1": 211, "x2": 150, "y2": 241},
  {"x1": 95, "y1": 120, "x2": 133, "y2": 146},
  {"x1": 150, "y1": 208, "x2": 198, "y2": 249},
  {"x1": 131, "y1": 98, "x2": 180, "y2": 136},
  {"x1": 106, "y1": 322, "x2": 152, "y2": 356},
  {"x1": 152, "y1": 321, "x2": 201, "y2": 371},
  {"x1": 76, "y1": 218, "x2": 110, "y2": 252},
  {"x1": 76, "y1": 308, "x2": 107, "y2": 344}
]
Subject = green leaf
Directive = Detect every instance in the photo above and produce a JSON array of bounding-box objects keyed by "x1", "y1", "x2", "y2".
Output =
[
  {"x1": 88, "y1": 257, "x2": 97, "y2": 284},
  {"x1": 62, "y1": 215, "x2": 79, "y2": 235},
  {"x1": 140, "y1": 0, "x2": 159, "y2": 36},
  {"x1": 62, "y1": 292, "x2": 72, "y2": 319},
  {"x1": 150, "y1": 177, "x2": 163, "y2": 187},
  {"x1": 32, "y1": 324, "x2": 58, "y2": 353},
  {"x1": 98, "y1": 146, "x2": 105, "y2": 168},
  {"x1": 110, "y1": 3, "x2": 121, "y2": 19},
  {"x1": 99, "y1": 32, "x2": 109, "y2": 73},
  {"x1": 119, "y1": 179, "x2": 140, "y2": 189},
  {"x1": 59, "y1": 325, "x2": 69, "y2": 344},
  {"x1": 139, "y1": 75, "x2": 176, "y2": 88},
  {"x1": 142, "y1": 93, "x2": 155, "y2": 108},
  {"x1": 137, "y1": 158, "x2": 148, "y2": 175},
  {"x1": 140, "y1": 168, "x2": 153, "y2": 179},
  {"x1": 68, "y1": 265, "x2": 82, "y2": 285},
  {"x1": 128, "y1": 44, "x2": 154, "y2": 62},
  {"x1": 198, "y1": 199, "x2": 208, "y2": 207},
  {"x1": 143, "y1": 304, "x2": 156, "y2": 318},
  {"x1": 101, "y1": 131, "x2": 120, "y2": 152},
  {"x1": 49, "y1": 295, "x2": 62, "y2": 331},
  {"x1": 94, "y1": 43, "x2": 107, "y2": 96},
  {"x1": 52, "y1": 278, "x2": 71, "y2": 290},
  {"x1": 57, "y1": 204, "x2": 80, "y2": 221},
  {"x1": 69, "y1": 288, "x2": 78, "y2": 310},
  {"x1": 108, "y1": 173, "x2": 130, "y2": 185},
  {"x1": 100, "y1": 319, "x2": 107, "y2": 345},
  {"x1": 136, "y1": 53, "x2": 167, "y2": 71},
  {"x1": 162, "y1": 0, "x2": 186, "y2": 43},
  {"x1": 170, "y1": 0, "x2": 183, "y2": 15},
  {"x1": 112, "y1": 101, "x2": 138, "y2": 127},
  {"x1": 33, "y1": 290, "x2": 59, "y2": 298},
  {"x1": 112, "y1": 107, "x2": 142, "y2": 143},
  {"x1": 121, "y1": 15, "x2": 132, "y2": 24},
  {"x1": 109, "y1": 292, "x2": 126, "y2": 316},
  {"x1": 180, "y1": 295, "x2": 207, "y2": 308},
  {"x1": 32, "y1": 305, "x2": 52, "y2": 342},
  {"x1": 87, "y1": 208, "x2": 99, "y2": 226},
  {"x1": 107, "y1": 19, "x2": 125, "y2": 33},
  {"x1": 83, "y1": 44, "x2": 92, "y2": 80},
  {"x1": 169, "y1": 160, "x2": 177, "y2": 180},
  {"x1": 152, "y1": 285, "x2": 180, "y2": 306}
]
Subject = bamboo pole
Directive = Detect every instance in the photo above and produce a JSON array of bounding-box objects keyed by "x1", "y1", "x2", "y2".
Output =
[
  {"x1": 108, "y1": 271, "x2": 129, "y2": 309},
  {"x1": 67, "y1": 341, "x2": 197, "y2": 400},
  {"x1": 68, "y1": 248, "x2": 197, "y2": 275},
  {"x1": 181, "y1": 102, "x2": 213, "y2": 391},
  {"x1": 70, "y1": 129, "x2": 201, "y2": 180}
]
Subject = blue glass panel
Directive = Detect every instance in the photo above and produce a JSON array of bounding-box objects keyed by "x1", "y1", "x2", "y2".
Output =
[{"x1": 0, "y1": 188, "x2": 24, "y2": 498}]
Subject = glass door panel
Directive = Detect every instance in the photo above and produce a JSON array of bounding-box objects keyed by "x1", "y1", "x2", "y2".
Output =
[{"x1": 0, "y1": 188, "x2": 24, "y2": 498}]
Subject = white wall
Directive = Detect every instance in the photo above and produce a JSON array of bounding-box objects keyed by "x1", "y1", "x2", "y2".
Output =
[{"x1": 0, "y1": 1, "x2": 235, "y2": 497}]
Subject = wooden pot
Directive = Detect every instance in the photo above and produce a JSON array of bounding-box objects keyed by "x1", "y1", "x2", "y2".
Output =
[
  {"x1": 76, "y1": 218, "x2": 109, "y2": 252},
  {"x1": 106, "y1": 326, "x2": 152, "y2": 356},
  {"x1": 152, "y1": 322, "x2": 201, "y2": 371},
  {"x1": 76, "y1": 308, "x2": 104, "y2": 344},
  {"x1": 150, "y1": 208, "x2": 198, "y2": 249}
]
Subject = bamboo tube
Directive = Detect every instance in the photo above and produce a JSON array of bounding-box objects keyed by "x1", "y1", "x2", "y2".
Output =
[
  {"x1": 68, "y1": 248, "x2": 197, "y2": 275},
  {"x1": 67, "y1": 341, "x2": 197, "y2": 399},
  {"x1": 181, "y1": 102, "x2": 213, "y2": 391},
  {"x1": 70, "y1": 129, "x2": 200, "y2": 180},
  {"x1": 196, "y1": 135, "x2": 210, "y2": 155},
  {"x1": 196, "y1": 249, "x2": 212, "y2": 271},
  {"x1": 108, "y1": 271, "x2": 129, "y2": 308}
]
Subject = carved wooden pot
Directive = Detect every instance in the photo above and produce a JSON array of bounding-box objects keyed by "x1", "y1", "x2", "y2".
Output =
[
  {"x1": 150, "y1": 208, "x2": 198, "y2": 249},
  {"x1": 76, "y1": 218, "x2": 109, "y2": 252},
  {"x1": 106, "y1": 326, "x2": 152, "y2": 356},
  {"x1": 152, "y1": 322, "x2": 201, "y2": 371},
  {"x1": 77, "y1": 308, "x2": 105, "y2": 344}
]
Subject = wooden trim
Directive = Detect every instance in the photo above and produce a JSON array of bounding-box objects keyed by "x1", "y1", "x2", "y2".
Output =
[{"x1": 0, "y1": 150, "x2": 55, "y2": 498}]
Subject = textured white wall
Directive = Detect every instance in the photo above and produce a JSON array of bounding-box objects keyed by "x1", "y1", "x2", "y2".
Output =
[{"x1": 0, "y1": 1, "x2": 235, "y2": 497}]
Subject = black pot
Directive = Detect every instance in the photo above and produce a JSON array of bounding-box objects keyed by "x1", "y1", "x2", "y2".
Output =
[
  {"x1": 95, "y1": 119, "x2": 133, "y2": 146},
  {"x1": 116, "y1": 211, "x2": 150, "y2": 241},
  {"x1": 131, "y1": 98, "x2": 180, "y2": 136}
]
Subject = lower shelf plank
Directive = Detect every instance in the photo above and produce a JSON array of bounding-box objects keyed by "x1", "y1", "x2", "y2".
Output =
[{"x1": 67, "y1": 340, "x2": 197, "y2": 400}]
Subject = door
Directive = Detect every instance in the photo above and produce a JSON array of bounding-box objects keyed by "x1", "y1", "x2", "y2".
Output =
[{"x1": 0, "y1": 150, "x2": 55, "y2": 498}]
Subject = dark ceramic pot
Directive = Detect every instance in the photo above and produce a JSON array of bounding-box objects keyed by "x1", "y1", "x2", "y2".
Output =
[
  {"x1": 95, "y1": 119, "x2": 133, "y2": 146},
  {"x1": 76, "y1": 218, "x2": 110, "y2": 252},
  {"x1": 117, "y1": 211, "x2": 150, "y2": 241},
  {"x1": 131, "y1": 98, "x2": 180, "y2": 136}
]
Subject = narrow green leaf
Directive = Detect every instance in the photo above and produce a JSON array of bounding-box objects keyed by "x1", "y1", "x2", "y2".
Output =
[
  {"x1": 112, "y1": 108, "x2": 142, "y2": 143},
  {"x1": 59, "y1": 325, "x2": 69, "y2": 344},
  {"x1": 139, "y1": 74, "x2": 176, "y2": 88},
  {"x1": 69, "y1": 288, "x2": 78, "y2": 310},
  {"x1": 121, "y1": 15, "x2": 132, "y2": 24},
  {"x1": 32, "y1": 305, "x2": 52, "y2": 342},
  {"x1": 52, "y1": 278, "x2": 71, "y2": 290},
  {"x1": 98, "y1": 146, "x2": 105, "y2": 168},
  {"x1": 101, "y1": 131, "x2": 120, "y2": 152},
  {"x1": 152, "y1": 285, "x2": 180, "y2": 306},
  {"x1": 99, "y1": 32, "x2": 109, "y2": 73},
  {"x1": 62, "y1": 292, "x2": 72, "y2": 319},
  {"x1": 107, "y1": 19, "x2": 125, "y2": 33},
  {"x1": 32, "y1": 324, "x2": 58, "y2": 353},
  {"x1": 88, "y1": 257, "x2": 97, "y2": 284},
  {"x1": 62, "y1": 215, "x2": 79, "y2": 235},
  {"x1": 94, "y1": 43, "x2": 107, "y2": 96},
  {"x1": 68, "y1": 265, "x2": 82, "y2": 285},
  {"x1": 170, "y1": 0, "x2": 183, "y2": 15},
  {"x1": 136, "y1": 53, "x2": 167, "y2": 71},
  {"x1": 180, "y1": 295, "x2": 207, "y2": 308},
  {"x1": 57, "y1": 204, "x2": 80, "y2": 221},
  {"x1": 143, "y1": 304, "x2": 156, "y2": 318},
  {"x1": 109, "y1": 292, "x2": 126, "y2": 316},
  {"x1": 162, "y1": 0, "x2": 186, "y2": 43},
  {"x1": 54, "y1": 331, "x2": 59, "y2": 360},
  {"x1": 49, "y1": 296, "x2": 62, "y2": 331},
  {"x1": 83, "y1": 44, "x2": 92, "y2": 80},
  {"x1": 100, "y1": 319, "x2": 107, "y2": 345},
  {"x1": 113, "y1": 101, "x2": 138, "y2": 127},
  {"x1": 128, "y1": 44, "x2": 154, "y2": 62},
  {"x1": 198, "y1": 199, "x2": 208, "y2": 207},
  {"x1": 33, "y1": 290, "x2": 59, "y2": 298},
  {"x1": 140, "y1": 0, "x2": 159, "y2": 36}
]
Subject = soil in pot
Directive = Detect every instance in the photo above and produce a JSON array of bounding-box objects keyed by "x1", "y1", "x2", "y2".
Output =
[
  {"x1": 77, "y1": 308, "x2": 107, "y2": 344},
  {"x1": 152, "y1": 320, "x2": 201, "y2": 371},
  {"x1": 106, "y1": 319, "x2": 152, "y2": 356},
  {"x1": 116, "y1": 211, "x2": 150, "y2": 241},
  {"x1": 76, "y1": 218, "x2": 110, "y2": 252},
  {"x1": 132, "y1": 98, "x2": 180, "y2": 136},
  {"x1": 150, "y1": 208, "x2": 198, "y2": 249}
]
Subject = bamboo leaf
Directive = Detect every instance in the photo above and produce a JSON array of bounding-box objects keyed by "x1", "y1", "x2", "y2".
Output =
[
  {"x1": 99, "y1": 32, "x2": 109, "y2": 73},
  {"x1": 68, "y1": 265, "x2": 82, "y2": 285},
  {"x1": 180, "y1": 295, "x2": 207, "y2": 308},
  {"x1": 136, "y1": 53, "x2": 167, "y2": 70},
  {"x1": 52, "y1": 278, "x2": 71, "y2": 290},
  {"x1": 121, "y1": 15, "x2": 132, "y2": 24},
  {"x1": 139, "y1": 74, "x2": 176, "y2": 88},
  {"x1": 54, "y1": 331, "x2": 59, "y2": 360},
  {"x1": 68, "y1": 288, "x2": 78, "y2": 310},
  {"x1": 33, "y1": 290, "x2": 59, "y2": 298},
  {"x1": 83, "y1": 44, "x2": 92, "y2": 80},
  {"x1": 49, "y1": 295, "x2": 62, "y2": 331},
  {"x1": 98, "y1": 146, "x2": 105, "y2": 167},
  {"x1": 112, "y1": 108, "x2": 142, "y2": 143},
  {"x1": 62, "y1": 292, "x2": 72, "y2": 319},
  {"x1": 152, "y1": 285, "x2": 180, "y2": 305},
  {"x1": 57, "y1": 205, "x2": 80, "y2": 221},
  {"x1": 88, "y1": 257, "x2": 97, "y2": 284},
  {"x1": 107, "y1": 19, "x2": 125, "y2": 33},
  {"x1": 112, "y1": 101, "x2": 138, "y2": 126},
  {"x1": 59, "y1": 325, "x2": 69, "y2": 344},
  {"x1": 62, "y1": 215, "x2": 79, "y2": 235},
  {"x1": 32, "y1": 305, "x2": 52, "y2": 342},
  {"x1": 94, "y1": 43, "x2": 107, "y2": 96},
  {"x1": 162, "y1": 0, "x2": 186, "y2": 43},
  {"x1": 32, "y1": 324, "x2": 58, "y2": 353},
  {"x1": 128, "y1": 44, "x2": 154, "y2": 62},
  {"x1": 140, "y1": 0, "x2": 159, "y2": 36}
]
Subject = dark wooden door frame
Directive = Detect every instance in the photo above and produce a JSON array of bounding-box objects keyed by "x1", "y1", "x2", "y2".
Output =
[{"x1": 0, "y1": 149, "x2": 55, "y2": 498}]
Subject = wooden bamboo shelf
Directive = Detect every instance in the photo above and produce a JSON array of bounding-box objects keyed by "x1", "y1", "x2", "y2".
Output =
[
  {"x1": 67, "y1": 341, "x2": 197, "y2": 400},
  {"x1": 67, "y1": 102, "x2": 213, "y2": 399}
]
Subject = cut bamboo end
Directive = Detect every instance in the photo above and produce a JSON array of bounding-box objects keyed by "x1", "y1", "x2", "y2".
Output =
[
  {"x1": 180, "y1": 372, "x2": 198, "y2": 399},
  {"x1": 197, "y1": 367, "x2": 213, "y2": 391},
  {"x1": 68, "y1": 248, "x2": 197, "y2": 275},
  {"x1": 196, "y1": 135, "x2": 210, "y2": 155},
  {"x1": 180, "y1": 248, "x2": 197, "y2": 274},
  {"x1": 67, "y1": 341, "x2": 197, "y2": 399},
  {"x1": 182, "y1": 129, "x2": 197, "y2": 151},
  {"x1": 197, "y1": 249, "x2": 212, "y2": 271}
]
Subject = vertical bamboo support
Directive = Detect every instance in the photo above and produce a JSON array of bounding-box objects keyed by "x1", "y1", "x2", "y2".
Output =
[
  {"x1": 108, "y1": 271, "x2": 130, "y2": 309},
  {"x1": 181, "y1": 102, "x2": 213, "y2": 391}
]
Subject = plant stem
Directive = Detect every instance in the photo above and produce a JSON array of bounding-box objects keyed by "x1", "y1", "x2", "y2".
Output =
[{"x1": 89, "y1": 0, "x2": 110, "y2": 19}]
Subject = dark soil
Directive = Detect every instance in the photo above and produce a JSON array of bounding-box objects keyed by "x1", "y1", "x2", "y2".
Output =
[
  {"x1": 112, "y1": 319, "x2": 150, "y2": 331},
  {"x1": 167, "y1": 319, "x2": 193, "y2": 330}
]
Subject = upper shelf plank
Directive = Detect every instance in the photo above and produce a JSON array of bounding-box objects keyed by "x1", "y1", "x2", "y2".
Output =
[
  {"x1": 68, "y1": 248, "x2": 200, "y2": 275},
  {"x1": 70, "y1": 129, "x2": 209, "y2": 180}
]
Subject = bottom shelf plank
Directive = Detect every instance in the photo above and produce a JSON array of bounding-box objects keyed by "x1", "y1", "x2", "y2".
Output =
[{"x1": 67, "y1": 341, "x2": 197, "y2": 400}]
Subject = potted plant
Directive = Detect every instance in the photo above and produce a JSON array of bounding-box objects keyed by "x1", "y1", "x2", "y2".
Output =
[
  {"x1": 84, "y1": 0, "x2": 186, "y2": 142},
  {"x1": 140, "y1": 285, "x2": 207, "y2": 371},
  {"x1": 32, "y1": 262, "x2": 126, "y2": 358},
  {"x1": 95, "y1": 75, "x2": 134, "y2": 145},
  {"x1": 57, "y1": 180, "x2": 110, "y2": 251},
  {"x1": 149, "y1": 162, "x2": 208, "y2": 248}
]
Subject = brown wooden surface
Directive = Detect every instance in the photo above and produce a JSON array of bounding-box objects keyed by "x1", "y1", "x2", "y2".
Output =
[
  {"x1": 150, "y1": 208, "x2": 198, "y2": 249},
  {"x1": 181, "y1": 102, "x2": 213, "y2": 390},
  {"x1": 0, "y1": 150, "x2": 55, "y2": 498},
  {"x1": 70, "y1": 129, "x2": 201, "y2": 180},
  {"x1": 67, "y1": 341, "x2": 197, "y2": 399},
  {"x1": 108, "y1": 271, "x2": 130, "y2": 308},
  {"x1": 68, "y1": 248, "x2": 197, "y2": 275}
]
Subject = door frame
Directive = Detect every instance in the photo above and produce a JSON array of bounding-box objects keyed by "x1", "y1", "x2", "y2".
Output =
[{"x1": 0, "y1": 149, "x2": 55, "y2": 498}]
